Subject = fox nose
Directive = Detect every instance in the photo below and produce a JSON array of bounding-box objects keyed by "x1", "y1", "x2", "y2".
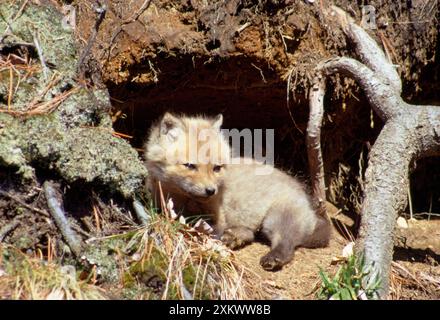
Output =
[{"x1": 205, "y1": 187, "x2": 216, "y2": 196}]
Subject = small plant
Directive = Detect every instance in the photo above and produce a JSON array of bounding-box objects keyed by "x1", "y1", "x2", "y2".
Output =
[
  {"x1": 121, "y1": 201, "x2": 249, "y2": 300},
  {"x1": 317, "y1": 253, "x2": 381, "y2": 300}
]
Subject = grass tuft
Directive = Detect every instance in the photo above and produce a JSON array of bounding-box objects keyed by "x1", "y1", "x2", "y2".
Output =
[
  {"x1": 317, "y1": 253, "x2": 381, "y2": 300},
  {"x1": 0, "y1": 245, "x2": 106, "y2": 300}
]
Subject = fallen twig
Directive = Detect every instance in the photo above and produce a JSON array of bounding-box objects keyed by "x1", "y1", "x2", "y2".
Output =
[
  {"x1": 0, "y1": 220, "x2": 19, "y2": 242},
  {"x1": 77, "y1": 1, "x2": 107, "y2": 77},
  {"x1": 132, "y1": 199, "x2": 151, "y2": 225},
  {"x1": 236, "y1": 22, "x2": 251, "y2": 33},
  {"x1": 43, "y1": 181, "x2": 82, "y2": 257},
  {"x1": 0, "y1": 0, "x2": 29, "y2": 43},
  {"x1": 0, "y1": 189, "x2": 49, "y2": 217},
  {"x1": 0, "y1": 86, "x2": 77, "y2": 116},
  {"x1": 391, "y1": 261, "x2": 430, "y2": 294},
  {"x1": 79, "y1": 125, "x2": 133, "y2": 139},
  {"x1": 33, "y1": 32, "x2": 49, "y2": 80}
]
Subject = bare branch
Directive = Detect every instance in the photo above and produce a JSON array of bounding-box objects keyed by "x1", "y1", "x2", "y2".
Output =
[
  {"x1": 0, "y1": 219, "x2": 19, "y2": 242},
  {"x1": 330, "y1": 6, "x2": 402, "y2": 94},
  {"x1": 307, "y1": 76, "x2": 327, "y2": 217},
  {"x1": 309, "y1": 5, "x2": 440, "y2": 300},
  {"x1": 44, "y1": 181, "x2": 82, "y2": 257},
  {"x1": 358, "y1": 122, "x2": 413, "y2": 298},
  {"x1": 318, "y1": 57, "x2": 403, "y2": 121},
  {"x1": 346, "y1": 23, "x2": 402, "y2": 94},
  {"x1": 133, "y1": 199, "x2": 151, "y2": 225}
]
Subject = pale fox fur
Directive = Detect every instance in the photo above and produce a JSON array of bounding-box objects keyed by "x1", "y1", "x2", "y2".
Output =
[{"x1": 144, "y1": 113, "x2": 331, "y2": 270}]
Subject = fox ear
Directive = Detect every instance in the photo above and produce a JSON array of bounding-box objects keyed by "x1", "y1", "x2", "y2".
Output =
[
  {"x1": 160, "y1": 113, "x2": 182, "y2": 140},
  {"x1": 212, "y1": 114, "x2": 223, "y2": 130}
]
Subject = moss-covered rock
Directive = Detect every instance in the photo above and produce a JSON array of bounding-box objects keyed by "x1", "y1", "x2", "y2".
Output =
[{"x1": 0, "y1": 2, "x2": 147, "y2": 197}]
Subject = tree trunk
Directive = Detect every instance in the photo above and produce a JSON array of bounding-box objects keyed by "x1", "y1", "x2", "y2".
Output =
[
  {"x1": 358, "y1": 121, "x2": 413, "y2": 296},
  {"x1": 307, "y1": 7, "x2": 440, "y2": 298}
]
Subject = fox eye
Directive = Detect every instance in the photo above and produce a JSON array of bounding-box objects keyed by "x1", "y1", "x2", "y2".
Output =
[
  {"x1": 183, "y1": 163, "x2": 197, "y2": 170},
  {"x1": 213, "y1": 165, "x2": 223, "y2": 173}
]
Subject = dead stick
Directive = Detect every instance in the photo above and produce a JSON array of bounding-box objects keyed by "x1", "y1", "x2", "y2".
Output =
[
  {"x1": 0, "y1": 220, "x2": 19, "y2": 242},
  {"x1": 0, "y1": 189, "x2": 89, "y2": 238},
  {"x1": 33, "y1": 32, "x2": 49, "y2": 80},
  {"x1": 77, "y1": 1, "x2": 107, "y2": 77},
  {"x1": 133, "y1": 199, "x2": 150, "y2": 225},
  {"x1": 306, "y1": 75, "x2": 327, "y2": 217},
  {"x1": 43, "y1": 181, "x2": 82, "y2": 257},
  {"x1": 0, "y1": 190, "x2": 49, "y2": 217}
]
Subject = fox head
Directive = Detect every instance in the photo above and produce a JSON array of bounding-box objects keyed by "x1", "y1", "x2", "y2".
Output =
[{"x1": 145, "y1": 113, "x2": 231, "y2": 199}]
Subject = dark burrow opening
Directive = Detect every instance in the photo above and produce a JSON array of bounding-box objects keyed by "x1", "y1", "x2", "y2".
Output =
[
  {"x1": 106, "y1": 54, "x2": 440, "y2": 217},
  {"x1": 108, "y1": 55, "x2": 317, "y2": 173}
]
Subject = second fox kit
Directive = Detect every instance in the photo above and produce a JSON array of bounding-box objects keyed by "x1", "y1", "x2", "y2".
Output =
[{"x1": 144, "y1": 113, "x2": 331, "y2": 270}]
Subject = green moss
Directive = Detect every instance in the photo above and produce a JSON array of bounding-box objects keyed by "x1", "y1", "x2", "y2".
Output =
[
  {"x1": 123, "y1": 246, "x2": 168, "y2": 298},
  {"x1": 81, "y1": 236, "x2": 131, "y2": 284},
  {"x1": 14, "y1": 206, "x2": 25, "y2": 215},
  {"x1": 0, "y1": 3, "x2": 76, "y2": 111},
  {"x1": 15, "y1": 236, "x2": 35, "y2": 250}
]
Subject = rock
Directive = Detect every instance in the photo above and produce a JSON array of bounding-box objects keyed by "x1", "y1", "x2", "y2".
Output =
[
  {"x1": 0, "y1": 3, "x2": 147, "y2": 198},
  {"x1": 342, "y1": 241, "x2": 355, "y2": 258},
  {"x1": 397, "y1": 216, "x2": 409, "y2": 229}
]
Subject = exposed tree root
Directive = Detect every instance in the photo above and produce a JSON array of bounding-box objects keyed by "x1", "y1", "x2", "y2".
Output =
[{"x1": 307, "y1": 6, "x2": 440, "y2": 298}]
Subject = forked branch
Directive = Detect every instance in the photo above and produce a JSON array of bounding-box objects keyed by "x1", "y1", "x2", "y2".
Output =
[{"x1": 307, "y1": 7, "x2": 440, "y2": 298}]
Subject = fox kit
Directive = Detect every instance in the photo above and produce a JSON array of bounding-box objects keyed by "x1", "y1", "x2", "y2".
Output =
[{"x1": 144, "y1": 113, "x2": 331, "y2": 270}]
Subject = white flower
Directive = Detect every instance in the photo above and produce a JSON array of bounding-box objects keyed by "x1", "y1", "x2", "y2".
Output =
[
  {"x1": 342, "y1": 242, "x2": 355, "y2": 258},
  {"x1": 194, "y1": 219, "x2": 214, "y2": 235},
  {"x1": 167, "y1": 198, "x2": 178, "y2": 220}
]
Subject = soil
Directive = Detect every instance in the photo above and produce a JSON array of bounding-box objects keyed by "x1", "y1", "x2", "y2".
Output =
[
  {"x1": 235, "y1": 209, "x2": 440, "y2": 300},
  {"x1": 235, "y1": 225, "x2": 347, "y2": 299},
  {"x1": 74, "y1": 0, "x2": 440, "y2": 213},
  {"x1": 73, "y1": 0, "x2": 439, "y2": 299}
]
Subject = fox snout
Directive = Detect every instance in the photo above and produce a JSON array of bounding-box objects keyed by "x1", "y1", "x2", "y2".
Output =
[
  {"x1": 176, "y1": 177, "x2": 221, "y2": 199},
  {"x1": 205, "y1": 187, "x2": 216, "y2": 196},
  {"x1": 189, "y1": 183, "x2": 218, "y2": 198}
]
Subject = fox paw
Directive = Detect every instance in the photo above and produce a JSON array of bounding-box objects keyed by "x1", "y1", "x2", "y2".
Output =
[
  {"x1": 260, "y1": 252, "x2": 286, "y2": 271},
  {"x1": 221, "y1": 230, "x2": 246, "y2": 249}
]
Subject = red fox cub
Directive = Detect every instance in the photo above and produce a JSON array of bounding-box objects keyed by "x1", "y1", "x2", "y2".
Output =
[{"x1": 144, "y1": 113, "x2": 331, "y2": 270}]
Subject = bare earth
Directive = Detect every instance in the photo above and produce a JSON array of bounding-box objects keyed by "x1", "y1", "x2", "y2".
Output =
[{"x1": 234, "y1": 205, "x2": 440, "y2": 300}]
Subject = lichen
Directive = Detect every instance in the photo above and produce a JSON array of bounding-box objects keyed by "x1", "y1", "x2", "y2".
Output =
[
  {"x1": 0, "y1": 114, "x2": 36, "y2": 180},
  {"x1": 0, "y1": 2, "x2": 147, "y2": 197},
  {"x1": 81, "y1": 237, "x2": 127, "y2": 284}
]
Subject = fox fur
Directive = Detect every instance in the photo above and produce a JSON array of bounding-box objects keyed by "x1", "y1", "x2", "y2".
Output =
[{"x1": 144, "y1": 112, "x2": 331, "y2": 270}]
